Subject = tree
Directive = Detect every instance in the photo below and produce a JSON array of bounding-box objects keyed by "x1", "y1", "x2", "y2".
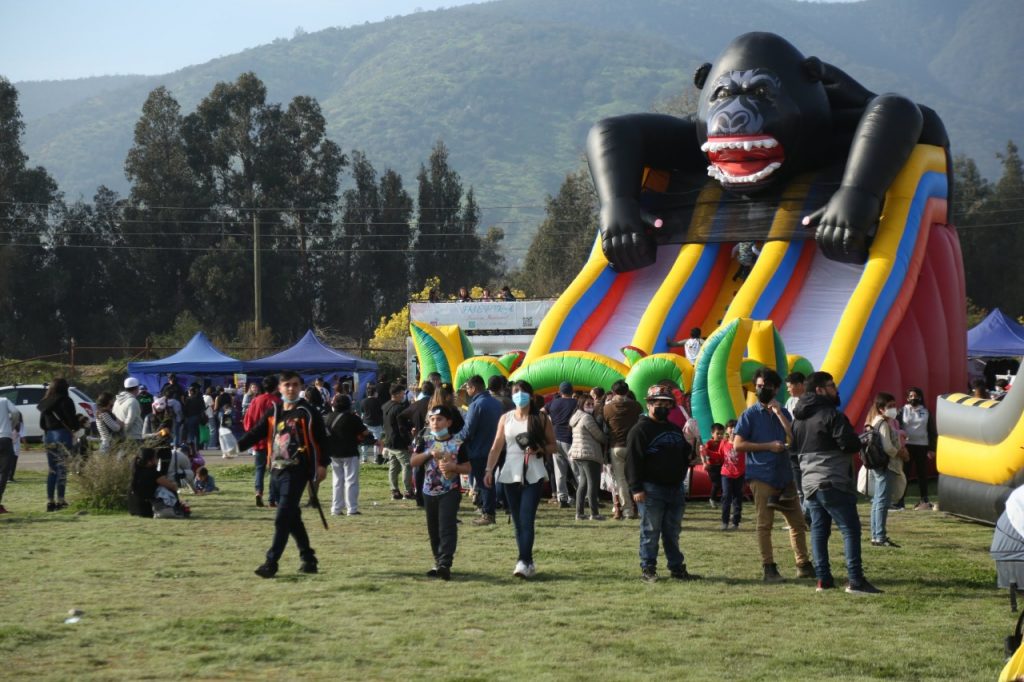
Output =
[
  {"x1": 413, "y1": 139, "x2": 503, "y2": 292},
  {"x1": 518, "y1": 167, "x2": 599, "y2": 297},
  {"x1": 0, "y1": 78, "x2": 61, "y2": 356}
]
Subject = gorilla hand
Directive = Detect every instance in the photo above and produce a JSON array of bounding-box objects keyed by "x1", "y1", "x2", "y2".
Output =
[
  {"x1": 600, "y1": 197, "x2": 657, "y2": 272},
  {"x1": 802, "y1": 185, "x2": 879, "y2": 263}
]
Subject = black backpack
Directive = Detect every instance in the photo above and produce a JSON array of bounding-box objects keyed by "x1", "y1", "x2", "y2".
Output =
[{"x1": 859, "y1": 427, "x2": 889, "y2": 470}]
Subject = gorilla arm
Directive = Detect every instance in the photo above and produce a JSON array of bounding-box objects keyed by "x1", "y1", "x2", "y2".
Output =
[
  {"x1": 804, "y1": 92, "x2": 923, "y2": 263},
  {"x1": 586, "y1": 113, "x2": 704, "y2": 272}
]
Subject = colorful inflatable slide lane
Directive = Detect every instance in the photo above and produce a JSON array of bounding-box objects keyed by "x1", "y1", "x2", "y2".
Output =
[
  {"x1": 937, "y1": 385, "x2": 1024, "y2": 524},
  {"x1": 515, "y1": 145, "x2": 963, "y2": 496}
]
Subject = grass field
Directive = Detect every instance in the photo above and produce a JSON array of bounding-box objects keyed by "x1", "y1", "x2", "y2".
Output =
[{"x1": 0, "y1": 458, "x2": 1013, "y2": 681}]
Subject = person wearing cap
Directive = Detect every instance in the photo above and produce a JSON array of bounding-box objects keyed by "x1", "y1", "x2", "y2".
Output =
[
  {"x1": 625, "y1": 384, "x2": 702, "y2": 583},
  {"x1": 733, "y1": 368, "x2": 813, "y2": 583},
  {"x1": 324, "y1": 394, "x2": 372, "y2": 516},
  {"x1": 410, "y1": 405, "x2": 471, "y2": 580},
  {"x1": 114, "y1": 377, "x2": 144, "y2": 441},
  {"x1": 544, "y1": 380, "x2": 580, "y2": 508}
]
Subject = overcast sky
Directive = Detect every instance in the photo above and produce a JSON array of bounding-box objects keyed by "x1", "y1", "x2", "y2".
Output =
[{"x1": 0, "y1": 0, "x2": 481, "y2": 82}]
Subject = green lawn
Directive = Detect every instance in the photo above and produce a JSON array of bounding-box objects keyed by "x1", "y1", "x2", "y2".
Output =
[{"x1": 0, "y1": 462, "x2": 1012, "y2": 680}]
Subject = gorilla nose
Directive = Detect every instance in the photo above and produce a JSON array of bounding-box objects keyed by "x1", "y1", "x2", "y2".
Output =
[{"x1": 710, "y1": 110, "x2": 754, "y2": 136}]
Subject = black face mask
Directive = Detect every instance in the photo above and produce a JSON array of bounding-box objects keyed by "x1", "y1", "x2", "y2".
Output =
[
  {"x1": 908, "y1": 398, "x2": 921, "y2": 406},
  {"x1": 756, "y1": 387, "x2": 775, "y2": 404},
  {"x1": 652, "y1": 406, "x2": 672, "y2": 421}
]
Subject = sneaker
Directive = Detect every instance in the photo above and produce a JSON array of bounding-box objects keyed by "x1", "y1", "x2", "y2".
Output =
[
  {"x1": 914, "y1": 501, "x2": 933, "y2": 511},
  {"x1": 403, "y1": 492, "x2": 415, "y2": 500},
  {"x1": 436, "y1": 566, "x2": 451, "y2": 581},
  {"x1": 575, "y1": 513, "x2": 587, "y2": 521},
  {"x1": 796, "y1": 562, "x2": 816, "y2": 579},
  {"x1": 816, "y1": 578, "x2": 836, "y2": 593},
  {"x1": 589, "y1": 514, "x2": 606, "y2": 521},
  {"x1": 255, "y1": 495, "x2": 264, "y2": 508},
  {"x1": 298, "y1": 561, "x2": 318, "y2": 574},
  {"x1": 426, "y1": 566, "x2": 440, "y2": 578},
  {"x1": 888, "y1": 503, "x2": 904, "y2": 512},
  {"x1": 57, "y1": 500, "x2": 69, "y2": 509},
  {"x1": 763, "y1": 563, "x2": 784, "y2": 583},
  {"x1": 845, "y1": 579, "x2": 883, "y2": 595},
  {"x1": 46, "y1": 501, "x2": 57, "y2": 512},
  {"x1": 347, "y1": 510, "x2": 361, "y2": 516},
  {"x1": 709, "y1": 499, "x2": 718, "y2": 509},
  {"x1": 670, "y1": 566, "x2": 703, "y2": 581},
  {"x1": 719, "y1": 523, "x2": 730, "y2": 531},
  {"x1": 559, "y1": 500, "x2": 572, "y2": 509},
  {"x1": 472, "y1": 514, "x2": 495, "y2": 526},
  {"x1": 513, "y1": 561, "x2": 528, "y2": 578},
  {"x1": 254, "y1": 562, "x2": 278, "y2": 579},
  {"x1": 391, "y1": 489, "x2": 403, "y2": 501},
  {"x1": 871, "y1": 537, "x2": 901, "y2": 548},
  {"x1": 523, "y1": 563, "x2": 537, "y2": 578},
  {"x1": 641, "y1": 567, "x2": 658, "y2": 583},
  {"x1": 269, "y1": 501, "x2": 278, "y2": 509},
  {"x1": 730, "y1": 524, "x2": 739, "y2": 531}
]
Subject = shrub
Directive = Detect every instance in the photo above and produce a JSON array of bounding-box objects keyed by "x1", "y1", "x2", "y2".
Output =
[{"x1": 72, "y1": 442, "x2": 138, "y2": 511}]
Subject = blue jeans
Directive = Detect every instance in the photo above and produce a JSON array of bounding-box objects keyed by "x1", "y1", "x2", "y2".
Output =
[
  {"x1": 253, "y1": 451, "x2": 279, "y2": 503},
  {"x1": 504, "y1": 480, "x2": 542, "y2": 564},
  {"x1": 183, "y1": 415, "x2": 200, "y2": 448},
  {"x1": 870, "y1": 469, "x2": 893, "y2": 541},
  {"x1": 721, "y1": 475, "x2": 744, "y2": 526},
  {"x1": 638, "y1": 481, "x2": 686, "y2": 572},
  {"x1": 470, "y1": 458, "x2": 495, "y2": 515},
  {"x1": 266, "y1": 468, "x2": 316, "y2": 565},
  {"x1": 44, "y1": 429, "x2": 72, "y2": 501},
  {"x1": 806, "y1": 487, "x2": 863, "y2": 584}
]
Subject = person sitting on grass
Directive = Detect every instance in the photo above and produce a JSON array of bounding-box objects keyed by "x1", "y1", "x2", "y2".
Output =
[
  {"x1": 410, "y1": 406, "x2": 471, "y2": 581},
  {"x1": 130, "y1": 447, "x2": 188, "y2": 519},
  {"x1": 194, "y1": 467, "x2": 219, "y2": 494}
]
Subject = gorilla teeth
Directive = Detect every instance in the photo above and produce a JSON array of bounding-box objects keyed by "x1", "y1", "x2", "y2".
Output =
[
  {"x1": 707, "y1": 161, "x2": 783, "y2": 184},
  {"x1": 701, "y1": 137, "x2": 780, "y2": 153}
]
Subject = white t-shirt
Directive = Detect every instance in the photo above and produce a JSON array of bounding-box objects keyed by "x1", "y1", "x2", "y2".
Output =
[{"x1": 684, "y1": 338, "x2": 703, "y2": 364}]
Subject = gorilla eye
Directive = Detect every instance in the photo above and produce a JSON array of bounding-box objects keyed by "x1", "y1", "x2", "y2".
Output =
[
  {"x1": 753, "y1": 84, "x2": 770, "y2": 97},
  {"x1": 712, "y1": 86, "x2": 731, "y2": 101}
]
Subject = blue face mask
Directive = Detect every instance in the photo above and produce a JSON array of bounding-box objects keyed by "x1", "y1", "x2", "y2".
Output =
[
  {"x1": 431, "y1": 428, "x2": 449, "y2": 439},
  {"x1": 512, "y1": 392, "x2": 531, "y2": 408}
]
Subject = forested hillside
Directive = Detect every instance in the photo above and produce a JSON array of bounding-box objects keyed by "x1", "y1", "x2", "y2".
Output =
[{"x1": 11, "y1": 0, "x2": 1023, "y2": 255}]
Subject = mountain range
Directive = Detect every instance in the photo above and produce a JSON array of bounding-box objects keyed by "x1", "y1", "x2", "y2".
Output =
[{"x1": 11, "y1": 0, "x2": 1022, "y2": 254}]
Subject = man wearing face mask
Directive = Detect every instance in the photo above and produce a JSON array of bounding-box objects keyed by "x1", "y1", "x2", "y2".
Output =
[
  {"x1": 734, "y1": 368, "x2": 813, "y2": 583},
  {"x1": 792, "y1": 371, "x2": 882, "y2": 594},
  {"x1": 237, "y1": 371, "x2": 330, "y2": 579},
  {"x1": 625, "y1": 385, "x2": 702, "y2": 583}
]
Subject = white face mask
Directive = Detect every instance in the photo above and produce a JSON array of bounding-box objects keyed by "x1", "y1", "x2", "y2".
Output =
[{"x1": 884, "y1": 407, "x2": 898, "y2": 419}]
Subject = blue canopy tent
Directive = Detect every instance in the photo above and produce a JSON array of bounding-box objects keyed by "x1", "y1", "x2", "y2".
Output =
[
  {"x1": 128, "y1": 332, "x2": 244, "y2": 392},
  {"x1": 242, "y1": 330, "x2": 378, "y2": 397},
  {"x1": 968, "y1": 309, "x2": 1024, "y2": 358}
]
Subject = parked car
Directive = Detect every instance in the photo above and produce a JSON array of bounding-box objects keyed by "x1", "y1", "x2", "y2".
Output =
[{"x1": 0, "y1": 384, "x2": 96, "y2": 442}]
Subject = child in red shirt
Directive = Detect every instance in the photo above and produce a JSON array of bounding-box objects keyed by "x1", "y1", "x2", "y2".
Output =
[
  {"x1": 719, "y1": 420, "x2": 745, "y2": 530},
  {"x1": 701, "y1": 424, "x2": 727, "y2": 507}
]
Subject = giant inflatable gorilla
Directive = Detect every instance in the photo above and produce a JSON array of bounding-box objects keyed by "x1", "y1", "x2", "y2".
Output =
[{"x1": 587, "y1": 32, "x2": 948, "y2": 272}]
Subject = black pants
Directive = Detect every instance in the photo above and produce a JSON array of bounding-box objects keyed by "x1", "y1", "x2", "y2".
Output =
[
  {"x1": 706, "y1": 464, "x2": 723, "y2": 502},
  {"x1": 267, "y1": 468, "x2": 316, "y2": 566},
  {"x1": 424, "y1": 489, "x2": 461, "y2": 569},
  {"x1": 0, "y1": 437, "x2": 12, "y2": 504},
  {"x1": 721, "y1": 475, "x2": 744, "y2": 526},
  {"x1": 899, "y1": 444, "x2": 931, "y2": 504}
]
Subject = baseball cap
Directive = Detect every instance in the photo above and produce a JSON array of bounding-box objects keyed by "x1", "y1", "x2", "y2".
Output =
[
  {"x1": 559, "y1": 381, "x2": 573, "y2": 394},
  {"x1": 124, "y1": 377, "x2": 140, "y2": 389},
  {"x1": 645, "y1": 385, "x2": 676, "y2": 403}
]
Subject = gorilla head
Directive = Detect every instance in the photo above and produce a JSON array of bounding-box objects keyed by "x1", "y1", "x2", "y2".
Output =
[{"x1": 695, "y1": 32, "x2": 831, "y2": 193}]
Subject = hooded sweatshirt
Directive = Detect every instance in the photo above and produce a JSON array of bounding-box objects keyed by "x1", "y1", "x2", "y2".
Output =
[
  {"x1": 114, "y1": 391, "x2": 143, "y2": 440},
  {"x1": 792, "y1": 393, "x2": 861, "y2": 497}
]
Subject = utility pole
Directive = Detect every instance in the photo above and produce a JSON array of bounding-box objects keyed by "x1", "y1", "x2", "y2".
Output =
[{"x1": 253, "y1": 211, "x2": 262, "y2": 348}]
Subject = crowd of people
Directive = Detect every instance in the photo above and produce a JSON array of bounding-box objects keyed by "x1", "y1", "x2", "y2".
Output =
[{"x1": 0, "y1": 364, "x2": 954, "y2": 593}]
